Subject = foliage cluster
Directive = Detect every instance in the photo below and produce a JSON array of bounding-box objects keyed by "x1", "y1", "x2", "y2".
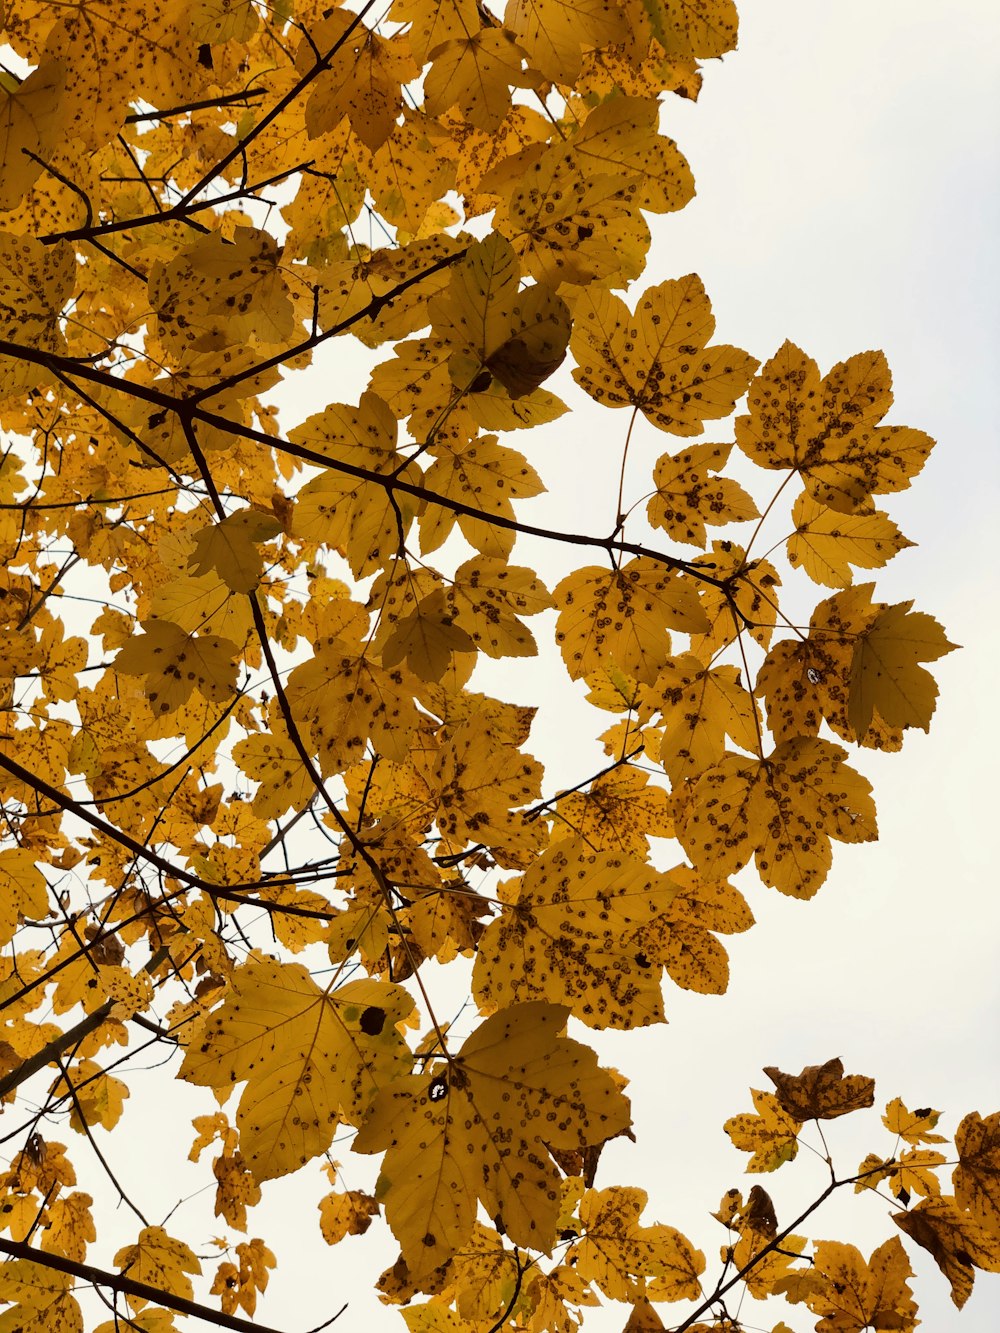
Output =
[{"x1": 0, "y1": 1, "x2": 995, "y2": 1331}]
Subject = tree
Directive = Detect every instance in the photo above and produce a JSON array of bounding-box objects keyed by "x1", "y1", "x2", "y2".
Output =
[{"x1": 0, "y1": 1, "x2": 994, "y2": 1331}]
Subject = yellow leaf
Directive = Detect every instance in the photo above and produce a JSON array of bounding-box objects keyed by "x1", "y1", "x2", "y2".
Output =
[
  {"x1": 636, "y1": 865, "x2": 753, "y2": 995},
  {"x1": 724, "y1": 1089, "x2": 801, "y2": 1172},
  {"x1": 679, "y1": 737, "x2": 878, "y2": 898},
  {"x1": 505, "y1": 0, "x2": 628, "y2": 83},
  {"x1": 473, "y1": 838, "x2": 680, "y2": 1028},
  {"x1": 894, "y1": 1195, "x2": 1000, "y2": 1308},
  {"x1": 648, "y1": 441, "x2": 759, "y2": 546},
  {"x1": 318, "y1": 1189, "x2": 380, "y2": 1245},
  {"x1": 787, "y1": 490, "x2": 912, "y2": 587},
  {"x1": 882, "y1": 1097, "x2": 946, "y2": 1145},
  {"x1": 736, "y1": 341, "x2": 934, "y2": 513},
  {"x1": 114, "y1": 620, "x2": 239, "y2": 716},
  {"x1": 113, "y1": 1226, "x2": 201, "y2": 1312},
  {"x1": 0, "y1": 231, "x2": 75, "y2": 394},
  {"x1": 571, "y1": 1185, "x2": 705, "y2": 1302},
  {"x1": 552, "y1": 765, "x2": 674, "y2": 855},
  {"x1": 354, "y1": 1002, "x2": 632, "y2": 1275},
  {"x1": 554, "y1": 559, "x2": 709, "y2": 686},
  {"x1": 0, "y1": 60, "x2": 65, "y2": 210},
  {"x1": 188, "y1": 510, "x2": 282, "y2": 595},
  {"x1": 425, "y1": 31, "x2": 539, "y2": 132},
  {"x1": 420, "y1": 436, "x2": 544, "y2": 560},
  {"x1": 790, "y1": 1237, "x2": 917, "y2": 1333},
  {"x1": 954, "y1": 1111, "x2": 1000, "y2": 1235},
  {"x1": 646, "y1": 0, "x2": 740, "y2": 59},
  {"x1": 687, "y1": 542, "x2": 782, "y2": 657},
  {"x1": 301, "y1": 16, "x2": 416, "y2": 151},
  {"x1": 571, "y1": 276, "x2": 758, "y2": 435},
  {"x1": 149, "y1": 228, "x2": 295, "y2": 355},
  {"x1": 445, "y1": 556, "x2": 553, "y2": 658},
  {"x1": 0, "y1": 1255, "x2": 81, "y2": 1332},
  {"x1": 848, "y1": 600, "x2": 956, "y2": 739},
  {"x1": 429, "y1": 234, "x2": 571, "y2": 398},
  {"x1": 51, "y1": 1059, "x2": 129, "y2": 1133},
  {"x1": 232, "y1": 722, "x2": 316, "y2": 821},
  {"x1": 0, "y1": 848, "x2": 48, "y2": 947},
  {"x1": 648, "y1": 653, "x2": 760, "y2": 785},
  {"x1": 179, "y1": 958, "x2": 415, "y2": 1180}
]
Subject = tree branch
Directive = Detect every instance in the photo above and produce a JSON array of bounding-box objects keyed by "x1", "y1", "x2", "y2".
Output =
[{"x1": 0, "y1": 1237, "x2": 294, "y2": 1333}]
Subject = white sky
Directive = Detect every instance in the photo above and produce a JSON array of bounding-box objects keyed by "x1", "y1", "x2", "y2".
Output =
[{"x1": 12, "y1": 3, "x2": 998, "y2": 1332}]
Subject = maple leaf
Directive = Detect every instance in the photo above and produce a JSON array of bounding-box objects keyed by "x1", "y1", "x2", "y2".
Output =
[
  {"x1": 570, "y1": 1185, "x2": 705, "y2": 1302},
  {"x1": 882, "y1": 1097, "x2": 946, "y2": 1145},
  {"x1": 848, "y1": 600, "x2": 957, "y2": 740},
  {"x1": 354, "y1": 1003, "x2": 632, "y2": 1275},
  {"x1": 0, "y1": 848, "x2": 48, "y2": 947},
  {"x1": 114, "y1": 620, "x2": 239, "y2": 716},
  {"x1": 646, "y1": 652, "x2": 760, "y2": 785},
  {"x1": 647, "y1": 441, "x2": 760, "y2": 546},
  {"x1": 554, "y1": 559, "x2": 709, "y2": 686},
  {"x1": 429, "y1": 235, "x2": 571, "y2": 399},
  {"x1": 787, "y1": 490, "x2": 913, "y2": 588},
  {"x1": 0, "y1": 60, "x2": 65, "y2": 210},
  {"x1": 782, "y1": 1237, "x2": 917, "y2": 1333},
  {"x1": 735, "y1": 341, "x2": 934, "y2": 513},
  {"x1": 764, "y1": 1058, "x2": 875, "y2": 1121},
  {"x1": 179, "y1": 958, "x2": 416, "y2": 1180},
  {"x1": 572, "y1": 276, "x2": 758, "y2": 435},
  {"x1": 893, "y1": 1195, "x2": 1000, "y2": 1308},
  {"x1": 552, "y1": 766, "x2": 674, "y2": 855},
  {"x1": 679, "y1": 737, "x2": 878, "y2": 898},
  {"x1": 187, "y1": 510, "x2": 282, "y2": 595},
  {"x1": 419, "y1": 436, "x2": 545, "y2": 560},
  {"x1": 0, "y1": 1254, "x2": 82, "y2": 1331},
  {"x1": 635, "y1": 864, "x2": 753, "y2": 995},
  {"x1": 724, "y1": 1089, "x2": 802, "y2": 1172},
  {"x1": 319, "y1": 1189, "x2": 380, "y2": 1245},
  {"x1": 505, "y1": 0, "x2": 629, "y2": 83},
  {"x1": 472, "y1": 838, "x2": 680, "y2": 1028},
  {"x1": 954, "y1": 1111, "x2": 1000, "y2": 1234},
  {"x1": 114, "y1": 1226, "x2": 202, "y2": 1312}
]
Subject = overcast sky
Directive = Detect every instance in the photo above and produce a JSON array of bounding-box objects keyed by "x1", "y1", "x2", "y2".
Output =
[{"x1": 36, "y1": 4, "x2": 999, "y2": 1331}]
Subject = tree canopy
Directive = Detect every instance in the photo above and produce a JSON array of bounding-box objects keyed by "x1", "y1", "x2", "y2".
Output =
[{"x1": 0, "y1": 1, "x2": 995, "y2": 1331}]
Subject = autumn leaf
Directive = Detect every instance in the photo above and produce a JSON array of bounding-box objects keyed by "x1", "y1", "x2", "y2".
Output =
[
  {"x1": 572, "y1": 276, "x2": 758, "y2": 435},
  {"x1": 783, "y1": 1237, "x2": 917, "y2": 1333},
  {"x1": 954, "y1": 1111, "x2": 1000, "y2": 1234},
  {"x1": 882, "y1": 1097, "x2": 946, "y2": 1145},
  {"x1": 679, "y1": 737, "x2": 878, "y2": 898},
  {"x1": 893, "y1": 1195, "x2": 1000, "y2": 1309},
  {"x1": 472, "y1": 838, "x2": 680, "y2": 1028},
  {"x1": 735, "y1": 341, "x2": 934, "y2": 513},
  {"x1": 179, "y1": 958, "x2": 416, "y2": 1180},
  {"x1": 0, "y1": 848, "x2": 48, "y2": 947},
  {"x1": 0, "y1": 60, "x2": 66, "y2": 210},
  {"x1": 319, "y1": 1189, "x2": 380, "y2": 1245},
  {"x1": 114, "y1": 1226, "x2": 202, "y2": 1311},
  {"x1": 114, "y1": 620, "x2": 239, "y2": 716},
  {"x1": 647, "y1": 441, "x2": 759, "y2": 546},
  {"x1": 634, "y1": 864, "x2": 753, "y2": 995},
  {"x1": 569, "y1": 1185, "x2": 705, "y2": 1301},
  {"x1": 0, "y1": 1254, "x2": 82, "y2": 1331},
  {"x1": 763, "y1": 1058, "x2": 875, "y2": 1121},
  {"x1": 554, "y1": 559, "x2": 709, "y2": 686},
  {"x1": 354, "y1": 1003, "x2": 632, "y2": 1275},
  {"x1": 724, "y1": 1089, "x2": 802, "y2": 1172},
  {"x1": 429, "y1": 235, "x2": 571, "y2": 398},
  {"x1": 848, "y1": 600, "x2": 957, "y2": 739},
  {"x1": 187, "y1": 510, "x2": 282, "y2": 595}
]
